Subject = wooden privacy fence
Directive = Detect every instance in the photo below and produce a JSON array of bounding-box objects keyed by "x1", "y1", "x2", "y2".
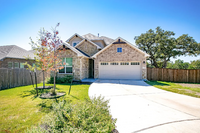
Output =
[
  {"x1": 0, "y1": 68, "x2": 44, "y2": 90},
  {"x1": 147, "y1": 68, "x2": 200, "y2": 83}
]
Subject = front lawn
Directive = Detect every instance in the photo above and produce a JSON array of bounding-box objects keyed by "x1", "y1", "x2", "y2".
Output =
[
  {"x1": 0, "y1": 83, "x2": 90, "y2": 132},
  {"x1": 146, "y1": 81, "x2": 200, "y2": 98}
]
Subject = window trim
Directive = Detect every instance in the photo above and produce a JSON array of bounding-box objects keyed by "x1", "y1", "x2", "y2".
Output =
[
  {"x1": 8, "y1": 62, "x2": 13, "y2": 68},
  {"x1": 14, "y1": 62, "x2": 19, "y2": 68},
  {"x1": 20, "y1": 63, "x2": 24, "y2": 68},
  {"x1": 59, "y1": 58, "x2": 73, "y2": 74},
  {"x1": 117, "y1": 47, "x2": 122, "y2": 53}
]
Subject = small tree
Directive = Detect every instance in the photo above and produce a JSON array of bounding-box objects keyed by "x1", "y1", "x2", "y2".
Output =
[
  {"x1": 26, "y1": 29, "x2": 51, "y2": 89},
  {"x1": 39, "y1": 23, "x2": 65, "y2": 92}
]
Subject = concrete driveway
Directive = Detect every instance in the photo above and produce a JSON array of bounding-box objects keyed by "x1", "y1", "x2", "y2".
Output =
[{"x1": 89, "y1": 79, "x2": 200, "y2": 133}]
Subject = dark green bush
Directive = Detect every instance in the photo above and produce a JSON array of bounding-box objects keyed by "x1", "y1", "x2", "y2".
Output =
[
  {"x1": 47, "y1": 75, "x2": 73, "y2": 84},
  {"x1": 26, "y1": 96, "x2": 116, "y2": 133}
]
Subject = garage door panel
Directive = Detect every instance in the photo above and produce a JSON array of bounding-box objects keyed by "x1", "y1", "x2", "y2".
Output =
[{"x1": 99, "y1": 62, "x2": 141, "y2": 79}]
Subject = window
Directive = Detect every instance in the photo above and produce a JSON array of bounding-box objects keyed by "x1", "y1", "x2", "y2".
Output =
[
  {"x1": 131, "y1": 62, "x2": 140, "y2": 65},
  {"x1": 117, "y1": 47, "x2": 122, "y2": 53},
  {"x1": 14, "y1": 62, "x2": 19, "y2": 68},
  {"x1": 59, "y1": 58, "x2": 73, "y2": 73},
  {"x1": 73, "y1": 43, "x2": 77, "y2": 47},
  {"x1": 20, "y1": 63, "x2": 24, "y2": 68},
  {"x1": 72, "y1": 41, "x2": 80, "y2": 47},
  {"x1": 8, "y1": 62, "x2": 13, "y2": 68},
  {"x1": 120, "y1": 62, "x2": 129, "y2": 65},
  {"x1": 100, "y1": 63, "x2": 109, "y2": 65},
  {"x1": 110, "y1": 62, "x2": 118, "y2": 65}
]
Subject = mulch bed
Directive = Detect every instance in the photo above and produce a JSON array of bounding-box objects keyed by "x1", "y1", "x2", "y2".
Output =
[
  {"x1": 40, "y1": 92, "x2": 66, "y2": 99},
  {"x1": 35, "y1": 86, "x2": 53, "y2": 90}
]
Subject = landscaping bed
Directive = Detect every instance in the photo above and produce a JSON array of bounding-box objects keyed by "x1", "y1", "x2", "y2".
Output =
[{"x1": 40, "y1": 92, "x2": 66, "y2": 99}]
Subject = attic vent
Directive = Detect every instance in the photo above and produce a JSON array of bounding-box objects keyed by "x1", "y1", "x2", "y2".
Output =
[
  {"x1": 85, "y1": 39, "x2": 87, "y2": 42},
  {"x1": 113, "y1": 39, "x2": 126, "y2": 44},
  {"x1": 76, "y1": 35, "x2": 78, "y2": 37},
  {"x1": 63, "y1": 45, "x2": 65, "y2": 48}
]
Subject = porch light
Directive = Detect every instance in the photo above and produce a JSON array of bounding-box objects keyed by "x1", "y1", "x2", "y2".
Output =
[{"x1": 143, "y1": 61, "x2": 145, "y2": 64}]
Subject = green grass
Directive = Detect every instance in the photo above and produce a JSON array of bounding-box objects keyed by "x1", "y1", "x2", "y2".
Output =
[
  {"x1": 146, "y1": 81, "x2": 200, "y2": 98},
  {"x1": 0, "y1": 83, "x2": 90, "y2": 133}
]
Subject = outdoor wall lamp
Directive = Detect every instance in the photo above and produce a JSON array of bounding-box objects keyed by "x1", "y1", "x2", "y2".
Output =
[{"x1": 143, "y1": 61, "x2": 145, "y2": 64}]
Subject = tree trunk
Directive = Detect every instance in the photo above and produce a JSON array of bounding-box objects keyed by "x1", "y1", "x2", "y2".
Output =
[
  {"x1": 43, "y1": 70, "x2": 45, "y2": 88},
  {"x1": 54, "y1": 71, "x2": 56, "y2": 91},
  {"x1": 35, "y1": 72, "x2": 38, "y2": 96}
]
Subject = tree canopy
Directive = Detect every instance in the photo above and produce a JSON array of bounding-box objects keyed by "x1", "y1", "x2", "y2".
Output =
[
  {"x1": 134, "y1": 27, "x2": 200, "y2": 68},
  {"x1": 166, "y1": 59, "x2": 200, "y2": 70}
]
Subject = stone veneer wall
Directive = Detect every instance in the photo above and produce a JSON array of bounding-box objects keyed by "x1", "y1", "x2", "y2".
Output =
[
  {"x1": 0, "y1": 58, "x2": 34, "y2": 68},
  {"x1": 80, "y1": 57, "x2": 89, "y2": 79},
  {"x1": 56, "y1": 49, "x2": 89, "y2": 80},
  {"x1": 76, "y1": 41, "x2": 99, "y2": 56},
  {"x1": 94, "y1": 43, "x2": 147, "y2": 79}
]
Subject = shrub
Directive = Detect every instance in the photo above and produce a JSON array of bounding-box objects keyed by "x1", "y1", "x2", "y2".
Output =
[
  {"x1": 26, "y1": 96, "x2": 116, "y2": 133},
  {"x1": 50, "y1": 88, "x2": 56, "y2": 95},
  {"x1": 47, "y1": 75, "x2": 73, "y2": 84}
]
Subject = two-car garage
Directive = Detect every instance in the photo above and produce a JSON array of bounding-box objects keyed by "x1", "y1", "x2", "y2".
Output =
[{"x1": 99, "y1": 62, "x2": 141, "y2": 79}]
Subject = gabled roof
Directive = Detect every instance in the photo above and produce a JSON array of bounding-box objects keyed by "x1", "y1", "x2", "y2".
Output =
[
  {"x1": 99, "y1": 36, "x2": 114, "y2": 45},
  {"x1": 82, "y1": 33, "x2": 114, "y2": 45},
  {"x1": 0, "y1": 45, "x2": 35, "y2": 61},
  {"x1": 66, "y1": 33, "x2": 84, "y2": 43},
  {"x1": 57, "y1": 43, "x2": 89, "y2": 58},
  {"x1": 82, "y1": 33, "x2": 100, "y2": 40},
  {"x1": 74, "y1": 39, "x2": 101, "y2": 49},
  {"x1": 92, "y1": 37, "x2": 150, "y2": 58}
]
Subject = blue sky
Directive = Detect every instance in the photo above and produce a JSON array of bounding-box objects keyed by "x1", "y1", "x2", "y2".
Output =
[{"x1": 0, "y1": 0, "x2": 200, "y2": 62}]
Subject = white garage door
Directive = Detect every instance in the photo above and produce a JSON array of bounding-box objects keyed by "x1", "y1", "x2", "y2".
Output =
[{"x1": 99, "y1": 62, "x2": 141, "y2": 79}]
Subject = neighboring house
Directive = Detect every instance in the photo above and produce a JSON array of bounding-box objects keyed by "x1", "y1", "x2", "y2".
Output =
[
  {"x1": 57, "y1": 33, "x2": 150, "y2": 80},
  {"x1": 0, "y1": 45, "x2": 35, "y2": 68}
]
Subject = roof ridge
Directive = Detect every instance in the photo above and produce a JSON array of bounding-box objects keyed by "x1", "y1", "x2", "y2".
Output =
[{"x1": 6, "y1": 45, "x2": 16, "y2": 57}]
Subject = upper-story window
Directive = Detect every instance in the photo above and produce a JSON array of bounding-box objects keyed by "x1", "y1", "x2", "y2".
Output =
[
  {"x1": 117, "y1": 47, "x2": 122, "y2": 53},
  {"x1": 72, "y1": 41, "x2": 80, "y2": 47},
  {"x1": 73, "y1": 42, "x2": 77, "y2": 47}
]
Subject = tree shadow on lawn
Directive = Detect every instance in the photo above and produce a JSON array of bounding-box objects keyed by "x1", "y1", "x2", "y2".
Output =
[
  {"x1": 37, "y1": 95, "x2": 80, "y2": 113},
  {"x1": 146, "y1": 81, "x2": 170, "y2": 86}
]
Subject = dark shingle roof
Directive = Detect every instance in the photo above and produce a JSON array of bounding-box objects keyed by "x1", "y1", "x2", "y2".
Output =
[
  {"x1": 0, "y1": 45, "x2": 35, "y2": 60},
  {"x1": 82, "y1": 33, "x2": 114, "y2": 45}
]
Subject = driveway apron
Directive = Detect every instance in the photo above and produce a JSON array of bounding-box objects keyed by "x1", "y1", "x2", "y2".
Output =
[{"x1": 89, "y1": 79, "x2": 200, "y2": 133}]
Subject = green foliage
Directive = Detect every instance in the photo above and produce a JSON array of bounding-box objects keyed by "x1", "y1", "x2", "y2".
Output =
[
  {"x1": 47, "y1": 75, "x2": 73, "y2": 84},
  {"x1": 188, "y1": 60, "x2": 200, "y2": 69},
  {"x1": 50, "y1": 88, "x2": 56, "y2": 95},
  {"x1": 26, "y1": 96, "x2": 116, "y2": 133},
  {"x1": 135, "y1": 27, "x2": 200, "y2": 68},
  {"x1": 166, "y1": 59, "x2": 189, "y2": 69},
  {"x1": 166, "y1": 59, "x2": 200, "y2": 69}
]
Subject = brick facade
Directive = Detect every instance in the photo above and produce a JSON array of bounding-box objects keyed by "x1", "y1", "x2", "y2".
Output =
[
  {"x1": 94, "y1": 43, "x2": 147, "y2": 79},
  {"x1": 0, "y1": 58, "x2": 34, "y2": 68},
  {"x1": 76, "y1": 41, "x2": 99, "y2": 56}
]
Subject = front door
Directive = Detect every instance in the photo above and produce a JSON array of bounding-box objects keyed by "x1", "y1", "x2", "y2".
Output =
[{"x1": 89, "y1": 59, "x2": 94, "y2": 78}]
